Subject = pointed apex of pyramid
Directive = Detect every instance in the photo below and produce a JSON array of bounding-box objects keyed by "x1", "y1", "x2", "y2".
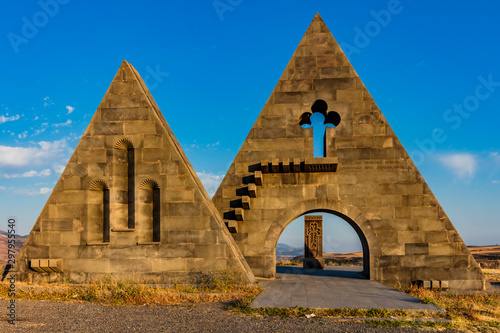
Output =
[
  {"x1": 116, "y1": 59, "x2": 133, "y2": 76},
  {"x1": 304, "y1": 12, "x2": 331, "y2": 36},
  {"x1": 104, "y1": 59, "x2": 140, "y2": 89}
]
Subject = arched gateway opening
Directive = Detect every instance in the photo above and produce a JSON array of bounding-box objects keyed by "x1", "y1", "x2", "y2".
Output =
[{"x1": 275, "y1": 210, "x2": 370, "y2": 278}]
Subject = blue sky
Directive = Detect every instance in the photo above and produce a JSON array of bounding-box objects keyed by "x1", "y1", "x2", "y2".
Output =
[{"x1": 1, "y1": 1, "x2": 499, "y2": 250}]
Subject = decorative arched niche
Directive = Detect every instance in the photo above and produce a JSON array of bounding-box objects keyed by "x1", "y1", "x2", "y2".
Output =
[
  {"x1": 87, "y1": 179, "x2": 110, "y2": 243},
  {"x1": 138, "y1": 178, "x2": 161, "y2": 244}
]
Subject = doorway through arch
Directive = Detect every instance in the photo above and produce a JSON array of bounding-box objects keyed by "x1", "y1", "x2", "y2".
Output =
[{"x1": 276, "y1": 210, "x2": 370, "y2": 278}]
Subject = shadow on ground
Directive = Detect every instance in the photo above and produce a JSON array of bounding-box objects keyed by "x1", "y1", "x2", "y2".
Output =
[{"x1": 276, "y1": 266, "x2": 366, "y2": 279}]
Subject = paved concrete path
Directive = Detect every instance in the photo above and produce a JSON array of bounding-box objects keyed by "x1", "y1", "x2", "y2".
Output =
[{"x1": 250, "y1": 266, "x2": 442, "y2": 310}]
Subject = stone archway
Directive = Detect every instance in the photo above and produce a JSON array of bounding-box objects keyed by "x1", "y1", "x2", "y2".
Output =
[
  {"x1": 272, "y1": 208, "x2": 371, "y2": 278},
  {"x1": 259, "y1": 198, "x2": 379, "y2": 279}
]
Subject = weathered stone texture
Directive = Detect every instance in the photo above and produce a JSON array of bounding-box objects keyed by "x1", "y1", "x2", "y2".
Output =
[
  {"x1": 212, "y1": 14, "x2": 490, "y2": 290},
  {"x1": 17, "y1": 61, "x2": 255, "y2": 285}
]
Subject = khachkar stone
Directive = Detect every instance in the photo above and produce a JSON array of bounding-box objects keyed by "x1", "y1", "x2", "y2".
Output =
[
  {"x1": 16, "y1": 60, "x2": 255, "y2": 285},
  {"x1": 303, "y1": 215, "x2": 325, "y2": 270},
  {"x1": 213, "y1": 13, "x2": 492, "y2": 291}
]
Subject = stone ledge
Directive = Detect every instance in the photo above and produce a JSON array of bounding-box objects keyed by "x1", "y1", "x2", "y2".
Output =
[
  {"x1": 86, "y1": 242, "x2": 110, "y2": 246},
  {"x1": 111, "y1": 228, "x2": 135, "y2": 232},
  {"x1": 137, "y1": 242, "x2": 161, "y2": 245},
  {"x1": 412, "y1": 279, "x2": 450, "y2": 290},
  {"x1": 259, "y1": 157, "x2": 338, "y2": 173},
  {"x1": 304, "y1": 157, "x2": 338, "y2": 172},
  {"x1": 30, "y1": 259, "x2": 63, "y2": 273}
]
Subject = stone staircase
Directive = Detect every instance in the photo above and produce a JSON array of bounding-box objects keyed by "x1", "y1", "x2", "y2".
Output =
[{"x1": 224, "y1": 157, "x2": 338, "y2": 233}]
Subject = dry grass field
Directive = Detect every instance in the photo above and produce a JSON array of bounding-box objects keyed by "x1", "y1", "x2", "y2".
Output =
[{"x1": 0, "y1": 245, "x2": 498, "y2": 331}]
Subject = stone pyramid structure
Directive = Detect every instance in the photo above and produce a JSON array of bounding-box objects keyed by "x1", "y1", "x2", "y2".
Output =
[
  {"x1": 17, "y1": 60, "x2": 255, "y2": 284},
  {"x1": 213, "y1": 14, "x2": 491, "y2": 290}
]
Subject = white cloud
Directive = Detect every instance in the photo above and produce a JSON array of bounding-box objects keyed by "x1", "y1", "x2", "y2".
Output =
[
  {"x1": 439, "y1": 153, "x2": 477, "y2": 179},
  {"x1": 0, "y1": 114, "x2": 20, "y2": 124},
  {"x1": 490, "y1": 152, "x2": 500, "y2": 164},
  {"x1": 196, "y1": 171, "x2": 224, "y2": 197},
  {"x1": 492, "y1": 180, "x2": 500, "y2": 184},
  {"x1": 0, "y1": 186, "x2": 52, "y2": 196},
  {"x1": 34, "y1": 116, "x2": 39, "y2": 121},
  {"x1": 53, "y1": 119, "x2": 72, "y2": 127},
  {"x1": 32, "y1": 128, "x2": 47, "y2": 136},
  {"x1": 206, "y1": 141, "x2": 220, "y2": 148},
  {"x1": 18, "y1": 131, "x2": 28, "y2": 139},
  {"x1": 53, "y1": 165, "x2": 65, "y2": 174},
  {"x1": 31, "y1": 122, "x2": 49, "y2": 136},
  {"x1": 0, "y1": 139, "x2": 69, "y2": 168},
  {"x1": 66, "y1": 106, "x2": 75, "y2": 114},
  {"x1": 43, "y1": 96, "x2": 53, "y2": 107},
  {"x1": 39, "y1": 187, "x2": 51, "y2": 195},
  {"x1": 2, "y1": 168, "x2": 52, "y2": 179}
]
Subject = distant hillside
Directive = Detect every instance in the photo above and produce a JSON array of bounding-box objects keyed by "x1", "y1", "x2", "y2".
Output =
[
  {"x1": 0, "y1": 230, "x2": 27, "y2": 264},
  {"x1": 276, "y1": 243, "x2": 303, "y2": 256},
  {"x1": 277, "y1": 243, "x2": 500, "y2": 268},
  {"x1": 468, "y1": 245, "x2": 500, "y2": 268}
]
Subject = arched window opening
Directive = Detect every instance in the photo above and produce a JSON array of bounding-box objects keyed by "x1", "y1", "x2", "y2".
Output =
[
  {"x1": 88, "y1": 180, "x2": 110, "y2": 243},
  {"x1": 127, "y1": 147, "x2": 135, "y2": 229},
  {"x1": 139, "y1": 179, "x2": 161, "y2": 243},
  {"x1": 152, "y1": 185, "x2": 160, "y2": 242},
  {"x1": 114, "y1": 138, "x2": 135, "y2": 229}
]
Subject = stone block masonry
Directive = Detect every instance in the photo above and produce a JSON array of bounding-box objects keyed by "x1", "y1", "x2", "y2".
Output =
[
  {"x1": 212, "y1": 13, "x2": 492, "y2": 291},
  {"x1": 16, "y1": 60, "x2": 255, "y2": 285}
]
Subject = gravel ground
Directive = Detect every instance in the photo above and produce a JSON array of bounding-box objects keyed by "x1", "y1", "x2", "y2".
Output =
[{"x1": 0, "y1": 300, "x2": 461, "y2": 332}]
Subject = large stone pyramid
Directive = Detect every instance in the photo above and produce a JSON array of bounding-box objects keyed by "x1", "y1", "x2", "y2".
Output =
[
  {"x1": 213, "y1": 14, "x2": 491, "y2": 290},
  {"x1": 17, "y1": 60, "x2": 255, "y2": 284}
]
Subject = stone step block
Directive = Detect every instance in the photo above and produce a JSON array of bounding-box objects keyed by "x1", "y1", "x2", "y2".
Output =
[
  {"x1": 261, "y1": 159, "x2": 269, "y2": 173},
  {"x1": 235, "y1": 208, "x2": 244, "y2": 221},
  {"x1": 225, "y1": 221, "x2": 238, "y2": 233},
  {"x1": 293, "y1": 158, "x2": 301, "y2": 172},
  {"x1": 271, "y1": 159, "x2": 279, "y2": 173},
  {"x1": 242, "y1": 196, "x2": 250, "y2": 209},
  {"x1": 282, "y1": 158, "x2": 290, "y2": 173},
  {"x1": 254, "y1": 171, "x2": 263, "y2": 186},
  {"x1": 248, "y1": 184, "x2": 257, "y2": 197}
]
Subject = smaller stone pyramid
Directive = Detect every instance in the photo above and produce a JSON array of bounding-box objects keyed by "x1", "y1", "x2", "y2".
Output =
[{"x1": 17, "y1": 60, "x2": 255, "y2": 284}]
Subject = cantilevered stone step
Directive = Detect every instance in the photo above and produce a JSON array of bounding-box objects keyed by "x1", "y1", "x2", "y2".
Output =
[
  {"x1": 242, "y1": 196, "x2": 250, "y2": 209},
  {"x1": 248, "y1": 184, "x2": 256, "y2": 197},
  {"x1": 235, "y1": 208, "x2": 244, "y2": 221},
  {"x1": 254, "y1": 171, "x2": 263, "y2": 186},
  {"x1": 225, "y1": 221, "x2": 238, "y2": 233}
]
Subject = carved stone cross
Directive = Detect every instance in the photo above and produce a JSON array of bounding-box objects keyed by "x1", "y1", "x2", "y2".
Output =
[{"x1": 303, "y1": 215, "x2": 325, "y2": 270}]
